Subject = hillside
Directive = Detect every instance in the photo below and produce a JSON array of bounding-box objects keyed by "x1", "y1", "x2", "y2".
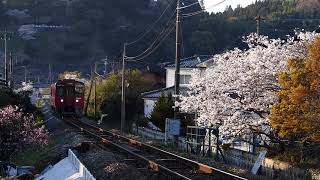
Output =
[{"x1": 1, "y1": 0, "x2": 320, "y2": 81}]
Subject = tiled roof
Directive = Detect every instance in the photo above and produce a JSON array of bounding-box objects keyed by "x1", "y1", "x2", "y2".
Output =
[
  {"x1": 165, "y1": 55, "x2": 213, "y2": 68},
  {"x1": 142, "y1": 86, "x2": 188, "y2": 99}
]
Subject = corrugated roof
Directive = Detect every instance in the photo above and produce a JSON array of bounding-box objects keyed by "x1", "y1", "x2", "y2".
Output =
[
  {"x1": 165, "y1": 55, "x2": 213, "y2": 68},
  {"x1": 142, "y1": 86, "x2": 188, "y2": 99}
]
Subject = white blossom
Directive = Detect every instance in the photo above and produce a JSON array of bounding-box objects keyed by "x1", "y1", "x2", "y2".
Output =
[
  {"x1": 15, "y1": 82, "x2": 33, "y2": 93},
  {"x1": 177, "y1": 32, "x2": 319, "y2": 141}
]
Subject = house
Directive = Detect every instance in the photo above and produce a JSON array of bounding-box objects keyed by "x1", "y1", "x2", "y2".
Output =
[{"x1": 142, "y1": 55, "x2": 212, "y2": 117}]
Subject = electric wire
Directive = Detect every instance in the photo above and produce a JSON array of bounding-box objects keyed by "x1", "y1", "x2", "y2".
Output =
[
  {"x1": 182, "y1": 0, "x2": 227, "y2": 18},
  {"x1": 126, "y1": 0, "x2": 175, "y2": 46},
  {"x1": 125, "y1": 9, "x2": 177, "y2": 61},
  {"x1": 178, "y1": 1, "x2": 200, "y2": 10},
  {"x1": 126, "y1": 18, "x2": 175, "y2": 60},
  {"x1": 127, "y1": 22, "x2": 176, "y2": 62}
]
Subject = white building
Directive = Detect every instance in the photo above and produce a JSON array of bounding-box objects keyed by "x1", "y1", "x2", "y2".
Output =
[{"x1": 142, "y1": 55, "x2": 212, "y2": 117}]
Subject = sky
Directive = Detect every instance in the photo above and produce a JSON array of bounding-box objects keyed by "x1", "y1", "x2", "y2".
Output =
[{"x1": 203, "y1": 0, "x2": 256, "y2": 13}]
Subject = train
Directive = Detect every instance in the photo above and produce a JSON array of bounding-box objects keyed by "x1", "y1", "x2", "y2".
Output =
[{"x1": 50, "y1": 79, "x2": 85, "y2": 117}]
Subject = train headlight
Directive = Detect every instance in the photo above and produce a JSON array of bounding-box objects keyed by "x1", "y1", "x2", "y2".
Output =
[
  {"x1": 60, "y1": 99, "x2": 64, "y2": 103},
  {"x1": 76, "y1": 99, "x2": 79, "y2": 103}
]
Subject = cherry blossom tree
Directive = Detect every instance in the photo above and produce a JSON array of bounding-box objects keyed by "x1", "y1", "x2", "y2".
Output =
[
  {"x1": 0, "y1": 106, "x2": 48, "y2": 161},
  {"x1": 177, "y1": 32, "x2": 319, "y2": 142}
]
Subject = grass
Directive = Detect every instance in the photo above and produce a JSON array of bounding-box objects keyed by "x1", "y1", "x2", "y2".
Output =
[{"x1": 11, "y1": 135, "x2": 62, "y2": 172}]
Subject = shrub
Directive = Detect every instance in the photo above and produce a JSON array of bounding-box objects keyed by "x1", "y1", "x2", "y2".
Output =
[
  {"x1": 150, "y1": 93, "x2": 174, "y2": 131},
  {"x1": 0, "y1": 106, "x2": 48, "y2": 161}
]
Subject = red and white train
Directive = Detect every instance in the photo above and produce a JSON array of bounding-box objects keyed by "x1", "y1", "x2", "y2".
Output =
[{"x1": 50, "y1": 79, "x2": 85, "y2": 117}]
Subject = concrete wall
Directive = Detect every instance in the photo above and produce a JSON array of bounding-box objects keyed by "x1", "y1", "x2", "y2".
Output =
[
  {"x1": 166, "y1": 68, "x2": 194, "y2": 88},
  {"x1": 144, "y1": 99, "x2": 156, "y2": 117}
]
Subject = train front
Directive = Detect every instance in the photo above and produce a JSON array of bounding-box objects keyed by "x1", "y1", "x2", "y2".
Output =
[{"x1": 54, "y1": 80, "x2": 85, "y2": 117}]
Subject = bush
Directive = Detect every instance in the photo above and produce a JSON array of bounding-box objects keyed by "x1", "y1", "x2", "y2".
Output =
[
  {"x1": 0, "y1": 106, "x2": 48, "y2": 161},
  {"x1": 86, "y1": 70, "x2": 153, "y2": 130},
  {"x1": 149, "y1": 93, "x2": 174, "y2": 131},
  {"x1": 135, "y1": 117, "x2": 149, "y2": 128}
]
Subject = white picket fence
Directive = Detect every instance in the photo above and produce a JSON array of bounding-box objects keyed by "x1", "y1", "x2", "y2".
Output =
[{"x1": 68, "y1": 149, "x2": 96, "y2": 180}]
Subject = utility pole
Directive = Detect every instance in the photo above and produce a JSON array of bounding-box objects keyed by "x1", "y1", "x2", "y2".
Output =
[
  {"x1": 102, "y1": 56, "x2": 108, "y2": 76},
  {"x1": 1, "y1": 30, "x2": 10, "y2": 82},
  {"x1": 174, "y1": 0, "x2": 181, "y2": 119},
  {"x1": 85, "y1": 65, "x2": 94, "y2": 116},
  {"x1": 255, "y1": 15, "x2": 261, "y2": 35},
  {"x1": 23, "y1": 66, "x2": 27, "y2": 83},
  {"x1": 9, "y1": 52, "x2": 13, "y2": 88},
  {"x1": 94, "y1": 62, "x2": 97, "y2": 119},
  {"x1": 121, "y1": 43, "x2": 126, "y2": 134},
  {"x1": 48, "y1": 64, "x2": 52, "y2": 84}
]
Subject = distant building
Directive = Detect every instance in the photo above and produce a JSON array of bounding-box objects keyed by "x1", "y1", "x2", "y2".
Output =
[{"x1": 142, "y1": 55, "x2": 212, "y2": 117}]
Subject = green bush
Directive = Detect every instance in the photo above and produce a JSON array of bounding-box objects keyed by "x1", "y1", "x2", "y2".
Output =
[
  {"x1": 149, "y1": 93, "x2": 174, "y2": 132},
  {"x1": 86, "y1": 70, "x2": 153, "y2": 130},
  {"x1": 135, "y1": 117, "x2": 149, "y2": 127}
]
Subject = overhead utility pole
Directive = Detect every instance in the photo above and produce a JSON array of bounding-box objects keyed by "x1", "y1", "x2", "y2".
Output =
[
  {"x1": 255, "y1": 15, "x2": 262, "y2": 35},
  {"x1": 48, "y1": 64, "x2": 52, "y2": 84},
  {"x1": 102, "y1": 56, "x2": 108, "y2": 76},
  {"x1": 94, "y1": 62, "x2": 97, "y2": 119},
  {"x1": 174, "y1": 0, "x2": 181, "y2": 119},
  {"x1": 9, "y1": 52, "x2": 13, "y2": 88},
  {"x1": 23, "y1": 66, "x2": 27, "y2": 83},
  {"x1": 121, "y1": 43, "x2": 127, "y2": 134},
  {"x1": 1, "y1": 30, "x2": 10, "y2": 82}
]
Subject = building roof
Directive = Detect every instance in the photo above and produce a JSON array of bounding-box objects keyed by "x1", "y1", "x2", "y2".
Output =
[
  {"x1": 142, "y1": 86, "x2": 188, "y2": 99},
  {"x1": 165, "y1": 55, "x2": 213, "y2": 68}
]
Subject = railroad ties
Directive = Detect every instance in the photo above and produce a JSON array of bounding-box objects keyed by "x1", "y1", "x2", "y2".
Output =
[{"x1": 64, "y1": 118, "x2": 247, "y2": 180}]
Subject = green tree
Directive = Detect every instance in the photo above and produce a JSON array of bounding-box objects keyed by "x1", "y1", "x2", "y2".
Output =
[
  {"x1": 150, "y1": 93, "x2": 174, "y2": 131},
  {"x1": 86, "y1": 70, "x2": 153, "y2": 130}
]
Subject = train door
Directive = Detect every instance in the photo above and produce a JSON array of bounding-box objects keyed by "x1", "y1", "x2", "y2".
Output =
[{"x1": 64, "y1": 85, "x2": 75, "y2": 113}]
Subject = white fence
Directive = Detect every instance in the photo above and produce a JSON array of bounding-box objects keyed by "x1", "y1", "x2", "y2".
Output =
[
  {"x1": 68, "y1": 149, "x2": 96, "y2": 180},
  {"x1": 132, "y1": 124, "x2": 166, "y2": 140},
  {"x1": 132, "y1": 125, "x2": 320, "y2": 179}
]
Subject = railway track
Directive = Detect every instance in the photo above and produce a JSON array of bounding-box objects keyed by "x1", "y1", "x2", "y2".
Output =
[{"x1": 65, "y1": 118, "x2": 247, "y2": 180}]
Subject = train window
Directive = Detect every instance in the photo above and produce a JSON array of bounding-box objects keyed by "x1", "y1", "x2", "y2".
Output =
[
  {"x1": 56, "y1": 87, "x2": 64, "y2": 96},
  {"x1": 75, "y1": 83, "x2": 84, "y2": 96},
  {"x1": 65, "y1": 86, "x2": 74, "y2": 96}
]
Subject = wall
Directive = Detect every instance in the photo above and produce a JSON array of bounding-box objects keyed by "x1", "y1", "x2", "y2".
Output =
[
  {"x1": 166, "y1": 68, "x2": 194, "y2": 88},
  {"x1": 144, "y1": 99, "x2": 156, "y2": 117}
]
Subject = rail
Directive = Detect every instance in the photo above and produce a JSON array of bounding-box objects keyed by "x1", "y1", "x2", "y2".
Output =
[
  {"x1": 65, "y1": 118, "x2": 247, "y2": 180},
  {"x1": 68, "y1": 149, "x2": 96, "y2": 180}
]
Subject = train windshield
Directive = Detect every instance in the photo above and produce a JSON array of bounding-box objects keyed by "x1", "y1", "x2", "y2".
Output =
[
  {"x1": 75, "y1": 83, "x2": 84, "y2": 96},
  {"x1": 65, "y1": 86, "x2": 74, "y2": 96},
  {"x1": 56, "y1": 86, "x2": 64, "y2": 96}
]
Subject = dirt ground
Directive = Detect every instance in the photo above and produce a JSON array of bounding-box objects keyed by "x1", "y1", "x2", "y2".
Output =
[{"x1": 48, "y1": 125, "x2": 154, "y2": 180}]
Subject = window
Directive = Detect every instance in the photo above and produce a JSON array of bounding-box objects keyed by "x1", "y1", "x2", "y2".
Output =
[
  {"x1": 180, "y1": 75, "x2": 191, "y2": 85},
  {"x1": 56, "y1": 86, "x2": 64, "y2": 96},
  {"x1": 65, "y1": 86, "x2": 74, "y2": 96},
  {"x1": 75, "y1": 83, "x2": 84, "y2": 96}
]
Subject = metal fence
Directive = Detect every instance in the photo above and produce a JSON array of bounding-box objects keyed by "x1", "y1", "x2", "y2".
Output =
[{"x1": 68, "y1": 149, "x2": 96, "y2": 180}]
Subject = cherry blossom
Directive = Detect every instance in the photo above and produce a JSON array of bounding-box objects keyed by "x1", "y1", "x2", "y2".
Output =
[
  {"x1": 0, "y1": 106, "x2": 48, "y2": 160},
  {"x1": 177, "y1": 32, "x2": 319, "y2": 141}
]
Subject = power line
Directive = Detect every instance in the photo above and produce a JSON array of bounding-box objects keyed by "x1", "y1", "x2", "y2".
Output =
[
  {"x1": 181, "y1": 0, "x2": 227, "y2": 18},
  {"x1": 126, "y1": 10, "x2": 177, "y2": 61},
  {"x1": 126, "y1": 0, "x2": 175, "y2": 46},
  {"x1": 178, "y1": 1, "x2": 200, "y2": 10},
  {"x1": 127, "y1": 23, "x2": 176, "y2": 62}
]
